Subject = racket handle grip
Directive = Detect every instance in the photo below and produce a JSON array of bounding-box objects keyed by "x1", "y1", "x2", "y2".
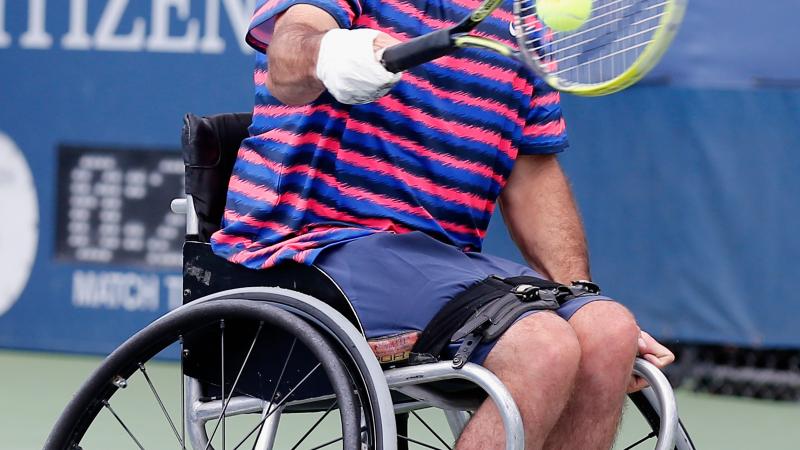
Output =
[{"x1": 381, "y1": 29, "x2": 453, "y2": 73}]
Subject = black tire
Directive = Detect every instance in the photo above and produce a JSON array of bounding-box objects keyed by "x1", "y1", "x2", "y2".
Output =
[{"x1": 45, "y1": 299, "x2": 363, "y2": 450}]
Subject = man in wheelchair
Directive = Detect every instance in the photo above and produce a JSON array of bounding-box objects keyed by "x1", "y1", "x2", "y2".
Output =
[
  {"x1": 44, "y1": 0, "x2": 693, "y2": 446},
  {"x1": 205, "y1": 2, "x2": 675, "y2": 450}
]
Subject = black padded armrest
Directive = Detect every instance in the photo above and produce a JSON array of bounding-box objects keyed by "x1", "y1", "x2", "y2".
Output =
[{"x1": 181, "y1": 112, "x2": 252, "y2": 241}]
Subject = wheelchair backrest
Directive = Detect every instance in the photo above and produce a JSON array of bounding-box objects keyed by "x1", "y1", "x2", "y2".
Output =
[
  {"x1": 181, "y1": 112, "x2": 252, "y2": 242},
  {"x1": 179, "y1": 113, "x2": 376, "y2": 404}
]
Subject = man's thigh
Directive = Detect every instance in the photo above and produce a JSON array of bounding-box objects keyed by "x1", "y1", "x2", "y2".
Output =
[{"x1": 313, "y1": 231, "x2": 612, "y2": 364}]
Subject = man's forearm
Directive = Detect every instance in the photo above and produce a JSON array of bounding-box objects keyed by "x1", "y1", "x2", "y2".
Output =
[
  {"x1": 266, "y1": 21, "x2": 328, "y2": 105},
  {"x1": 499, "y1": 154, "x2": 591, "y2": 284},
  {"x1": 265, "y1": 5, "x2": 400, "y2": 106}
]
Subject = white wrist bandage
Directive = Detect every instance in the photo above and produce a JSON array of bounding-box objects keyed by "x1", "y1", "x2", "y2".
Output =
[{"x1": 316, "y1": 28, "x2": 402, "y2": 105}]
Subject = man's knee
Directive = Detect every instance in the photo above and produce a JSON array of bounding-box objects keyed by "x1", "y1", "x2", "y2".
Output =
[
  {"x1": 486, "y1": 312, "x2": 582, "y2": 381},
  {"x1": 570, "y1": 301, "x2": 640, "y2": 370}
]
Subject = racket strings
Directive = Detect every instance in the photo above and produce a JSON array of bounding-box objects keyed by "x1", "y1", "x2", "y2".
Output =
[
  {"x1": 543, "y1": 17, "x2": 664, "y2": 66},
  {"x1": 552, "y1": 39, "x2": 653, "y2": 74},
  {"x1": 517, "y1": 0, "x2": 631, "y2": 15},
  {"x1": 521, "y1": 0, "x2": 644, "y2": 33},
  {"x1": 522, "y1": 1, "x2": 667, "y2": 49},
  {"x1": 516, "y1": 0, "x2": 669, "y2": 85}
]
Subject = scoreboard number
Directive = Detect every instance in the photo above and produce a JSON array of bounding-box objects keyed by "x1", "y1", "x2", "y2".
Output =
[{"x1": 56, "y1": 145, "x2": 185, "y2": 268}]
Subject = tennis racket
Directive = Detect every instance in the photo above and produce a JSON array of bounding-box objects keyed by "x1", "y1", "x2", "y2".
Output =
[{"x1": 380, "y1": 0, "x2": 687, "y2": 96}]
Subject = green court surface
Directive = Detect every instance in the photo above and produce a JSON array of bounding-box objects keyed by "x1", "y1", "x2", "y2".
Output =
[{"x1": 2, "y1": 349, "x2": 798, "y2": 449}]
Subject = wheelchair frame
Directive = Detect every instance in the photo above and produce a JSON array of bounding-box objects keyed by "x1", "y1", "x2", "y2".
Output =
[{"x1": 172, "y1": 194, "x2": 691, "y2": 450}]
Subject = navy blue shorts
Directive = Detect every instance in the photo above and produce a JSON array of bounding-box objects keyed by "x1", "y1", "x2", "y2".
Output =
[{"x1": 314, "y1": 231, "x2": 610, "y2": 365}]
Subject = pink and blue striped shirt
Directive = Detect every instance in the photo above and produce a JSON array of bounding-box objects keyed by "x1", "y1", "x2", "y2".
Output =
[{"x1": 211, "y1": 0, "x2": 569, "y2": 269}]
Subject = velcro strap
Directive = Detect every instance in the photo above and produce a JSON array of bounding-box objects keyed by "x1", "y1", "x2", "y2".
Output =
[
  {"x1": 411, "y1": 277, "x2": 511, "y2": 360},
  {"x1": 482, "y1": 294, "x2": 560, "y2": 341},
  {"x1": 446, "y1": 281, "x2": 564, "y2": 368},
  {"x1": 411, "y1": 275, "x2": 580, "y2": 365}
]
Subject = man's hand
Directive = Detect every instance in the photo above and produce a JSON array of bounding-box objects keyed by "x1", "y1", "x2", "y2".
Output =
[
  {"x1": 316, "y1": 28, "x2": 402, "y2": 104},
  {"x1": 374, "y1": 32, "x2": 401, "y2": 58},
  {"x1": 627, "y1": 330, "x2": 675, "y2": 393}
]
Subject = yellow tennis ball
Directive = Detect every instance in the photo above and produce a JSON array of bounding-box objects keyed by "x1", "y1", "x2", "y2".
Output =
[{"x1": 536, "y1": 0, "x2": 593, "y2": 32}]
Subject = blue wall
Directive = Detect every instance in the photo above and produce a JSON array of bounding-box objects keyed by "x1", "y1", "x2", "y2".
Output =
[
  {"x1": 0, "y1": 0, "x2": 798, "y2": 354},
  {"x1": 485, "y1": 87, "x2": 800, "y2": 347},
  {"x1": 0, "y1": 0, "x2": 255, "y2": 353}
]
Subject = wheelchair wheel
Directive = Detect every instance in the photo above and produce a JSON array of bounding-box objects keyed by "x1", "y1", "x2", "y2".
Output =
[{"x1": 45, "y1": 299, "x2": 365, "y2": 450}]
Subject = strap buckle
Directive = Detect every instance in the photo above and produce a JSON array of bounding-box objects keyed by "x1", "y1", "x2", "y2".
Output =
[
  {"x1": 511, "y1": 284, "x2": 540, "y2": 301},
  {"x1": 571, "y1": 280, "x2": 601, "y2": 295}
]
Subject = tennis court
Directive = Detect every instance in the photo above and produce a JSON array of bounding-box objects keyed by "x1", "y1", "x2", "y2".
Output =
[{"x1": 4, "y1": 349, "x2": 798, "y2": 449}]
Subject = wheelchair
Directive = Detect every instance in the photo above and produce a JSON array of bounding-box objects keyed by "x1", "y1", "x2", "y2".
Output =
[{"x1": 46, "y1": 113, "x2": 696, "y2": 450}]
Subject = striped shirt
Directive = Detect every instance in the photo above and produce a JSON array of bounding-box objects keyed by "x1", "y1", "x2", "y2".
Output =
[{"x1": 210, "y1": 0, "x2": 569, "y2": 269}]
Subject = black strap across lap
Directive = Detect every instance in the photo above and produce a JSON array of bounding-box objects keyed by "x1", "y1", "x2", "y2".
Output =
[{"x1": 410, "y1": 275, "x2": 600, "y2": 368}]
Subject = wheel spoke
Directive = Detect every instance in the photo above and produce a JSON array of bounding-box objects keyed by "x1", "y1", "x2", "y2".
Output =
[
  {"x1": 206, "y1": 322, "x2": 265, "y2": 450},
  {"x1": 204, "y1": 320, "x2": 228, "y2": 450},
  {"x1": 398, "y1": 434, "x2": 448, "y2": 450},
  {"x1": 232, "y1": 362, "x2": 322, "y2": 450},
  {"x1": 411, "y1": 411, "x2": 452, "y2": 450},
  {"x1": 102, "y1": 400, "x2": 146, "y2": 450},
  {"x1": 290, "y1": 400, "x2": 338, "y2": 450},
  {"x1": 245, "y1": 337, "x2": 299, "y2": 450},
  {"x1": 233, "y1": 420, "x2": 266, "y2": 450},
  {"x1": 307, "y1": 435, "x2": 343, "y2": 450},
  {"x1": 622, "y1": 431, "x2": 657, "y2": 450},
  {"x1": 138, "y1": 363, "x2": 184, "y2": 448},
  {"x1": 267, "y1": 338, "x2": 298, "y2": 413}
]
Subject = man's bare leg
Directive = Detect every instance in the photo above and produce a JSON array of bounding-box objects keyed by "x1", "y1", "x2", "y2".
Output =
[
  {"x1": 543, "y1": 301, "x2": 640, "y2": 450},
  {"x1": 455, "y1": 312, "x2": 581, "y2": 450}
]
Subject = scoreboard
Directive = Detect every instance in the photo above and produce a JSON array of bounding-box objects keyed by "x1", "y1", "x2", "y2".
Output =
[{"x1": 56, "y1": 146, "x2": 185, "y2": 269}]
